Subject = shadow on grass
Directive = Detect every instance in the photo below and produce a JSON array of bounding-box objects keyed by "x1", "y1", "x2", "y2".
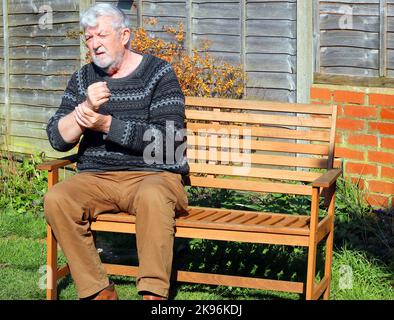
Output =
[
  {"x1": 168, "y1": 282, "x2": 299, "y2": 300},
  {"x1": 57, "y1": 274, "x2": 74, "y2": 299},
  {"x1": 333, "y1": 206, "x2": 394, "y2": 269}
]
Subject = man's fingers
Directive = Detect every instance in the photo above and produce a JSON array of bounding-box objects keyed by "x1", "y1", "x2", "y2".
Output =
[
  {"x1": 74, "y1": 109, "x2": 91, "y2": 128},
  {"x1": 79, "y1": 104, "x2": 94, "y2": 115},
  {"x1": 76, "y1": 105, "x2": 96, "y2": 121},
  {"x1": 76, "y1": 105, "x2": 87, "y2": 118},
  {"x1": 92, "y1": 82, "x2": 109, "y2": 92},
  {"x1": 97, "y1": 91, "x2": 111, "y2": 100},
  {"x1": 96, "y1": 97, "x2": 110, "y2": 106},
  {"x1": 75, "y1": 114, "x2": 87, "y2": 128},
  {"x1": 94, "y1": 83, "x2": 110, "y2": 92},
  {"x1": 89, "y1": 81, "x2": 107, "y2": 88},
  {"x1": 75, "y1": 105, "x2": 88, "y2": 119},
  {"x1": 87, "y1": 84, "x2": 111, "y2": 109}
]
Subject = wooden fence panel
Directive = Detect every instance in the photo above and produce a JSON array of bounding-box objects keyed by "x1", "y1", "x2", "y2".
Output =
[
  {"x1": 0, "y1": 2, "x2": 5, "y2": 147},
  {"x1": 245, "y1": 0, "x2": 296, "y2": 102},
  {"x1": 0, "y1": 0, "x2": 80, "y2": 156},
  {"x1": 318, "y1": 0, "x2": 382, "y2": 77}
]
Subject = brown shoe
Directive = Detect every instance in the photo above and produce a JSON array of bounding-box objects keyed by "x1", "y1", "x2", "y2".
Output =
[
  {"x1": 91, "y1": 282, "x2": 118, "y2": 300},
  {"x1": 142, "y1": 292, "x2": 167, "y2": 300}
]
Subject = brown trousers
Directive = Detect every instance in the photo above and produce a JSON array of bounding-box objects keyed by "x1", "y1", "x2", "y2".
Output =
[{"x1": 43, "y1": 170, "x2": 188, "y2": 299}]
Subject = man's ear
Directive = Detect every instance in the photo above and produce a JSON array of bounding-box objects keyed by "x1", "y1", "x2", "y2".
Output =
[{"x1": 121, "y1": 28, "x2": 131, "y2": 47}]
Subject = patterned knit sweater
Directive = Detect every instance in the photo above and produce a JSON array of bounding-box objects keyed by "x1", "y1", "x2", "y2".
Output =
[{"x1": 46, "y1": 53, "x2": 189, "y2": 176}]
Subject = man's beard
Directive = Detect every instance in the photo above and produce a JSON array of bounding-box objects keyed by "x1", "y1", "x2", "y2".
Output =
[{"x1": 92, "y1": 52, "x2": 122, "y2": 73}]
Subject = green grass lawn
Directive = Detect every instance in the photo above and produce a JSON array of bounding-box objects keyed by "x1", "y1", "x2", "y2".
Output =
[{"x1": 0, "y1": 209, "x2": 392, "y2": 300}]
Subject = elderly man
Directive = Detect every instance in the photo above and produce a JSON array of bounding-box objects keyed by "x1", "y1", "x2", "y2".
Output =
[{"x1": 44, "y1": 3, "x2": 189, "y2": 300}]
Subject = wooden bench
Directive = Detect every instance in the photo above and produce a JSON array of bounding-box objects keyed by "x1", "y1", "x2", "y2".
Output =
[{"x1": 37, "y1": 96, "x2": 342, "y2": 300}]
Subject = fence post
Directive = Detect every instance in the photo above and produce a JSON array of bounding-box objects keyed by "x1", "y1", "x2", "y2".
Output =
[
  {"x1": 186, "y1": 0, "x2": 193, "y2": 56},
  {"x1": 2, "y1": 0, "x2": 10, "y2": 148},
  {"x1": 296, "y1": 0, "x2": 313, "y2": 104},
  {"x1": 136, "y1": 0, "x2": 143, "y2": 28},
  {"x1": 313, "y1": 0, "x2": 321, "y2": 75},
  {"x1": 379, "y1": 0, "x2": 388, "y2": 77},
  {"x1": 79, "y1": 0, "x2": 94, "y2": 66},
  {"x1": 240, "y1": 0, "x2": 246, "y2": 97}
]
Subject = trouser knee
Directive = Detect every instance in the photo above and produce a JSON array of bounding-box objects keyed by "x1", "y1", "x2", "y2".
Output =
[
  {"x1": 43, "y1": 187, "x2": 60, "y2": 223},
  {"x1": 43, "y1": 185, "x2": 78, "y2": 226}
]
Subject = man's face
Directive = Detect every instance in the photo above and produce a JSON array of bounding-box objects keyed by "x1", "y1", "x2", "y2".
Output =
[{"x1": 84, "y1": 15, "x2": 127, "y2": 70}]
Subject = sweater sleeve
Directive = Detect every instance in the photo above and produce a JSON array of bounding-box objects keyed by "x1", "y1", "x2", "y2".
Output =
[
  {"x1": 104, "y1": 65, "x2": 187, "y2": 165},
  {"x1": 46, "y1": 71, "x2": 82, "y2": 152}
]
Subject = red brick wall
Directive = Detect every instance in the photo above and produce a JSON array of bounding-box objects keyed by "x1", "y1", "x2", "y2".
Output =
[{"x1": 311, "y1": 85, "x2": 394, "y2": 208}]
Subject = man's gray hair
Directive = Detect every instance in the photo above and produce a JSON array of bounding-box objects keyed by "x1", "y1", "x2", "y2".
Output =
[{"x1": 80, "y1": 3, "x2": 130, "y2": 30}]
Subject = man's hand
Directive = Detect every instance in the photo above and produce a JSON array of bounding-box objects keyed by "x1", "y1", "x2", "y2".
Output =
[
  {"x1": 85, "y1": 81, "x2": 111, "y2": 111},
  {"x1": 74, "y1": 103, "x2": 112, "y2": 133}
]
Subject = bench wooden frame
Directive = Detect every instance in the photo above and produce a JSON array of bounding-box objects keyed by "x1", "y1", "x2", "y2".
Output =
[{"x1": 37, "y1": 96, "x2": 341, "y2": 300}]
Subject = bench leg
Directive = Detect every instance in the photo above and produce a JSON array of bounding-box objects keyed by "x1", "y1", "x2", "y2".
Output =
[
  {"x1": 306, "y1": 242, "x2": 317, "y2": 300},
  {"x1": 46, "y1": 224, "x2": 58, "y2": 300},
  {"x1": 322, "y1": 229, "x2": 334, "y2": 300},
  {"x1": 306, "y1": 187, "x2": 319, "y2": 300},
  {"x1": 323, "y1": 190, "x2": 336, "y2": 300}
]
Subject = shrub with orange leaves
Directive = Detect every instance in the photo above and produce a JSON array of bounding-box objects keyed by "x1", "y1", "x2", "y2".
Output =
[{"x1": 130, "y1": 19, "x2": 245, "y2": 99}]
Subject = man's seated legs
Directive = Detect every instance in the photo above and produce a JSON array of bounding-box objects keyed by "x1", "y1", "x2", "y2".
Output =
[
  {"x1": 44, "y1": 171, "x2": 188, "y2": 300},
  {"x1": 129, "y1": 172, "x2": 188, "y2": 299},
  {"x1": 44, "y1": 172, "x2": 120, "y2": 299}
]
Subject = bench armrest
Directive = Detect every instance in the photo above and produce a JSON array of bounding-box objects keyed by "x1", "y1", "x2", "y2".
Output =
[
  {"x1": 36, "y1": 154, "x2": 78, "y2": 171},
  {"x1": 312, "y1": 168, "x2": 342, "y2": 188}
]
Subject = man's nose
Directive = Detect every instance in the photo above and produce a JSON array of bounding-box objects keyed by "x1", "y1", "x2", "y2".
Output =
[{"x1": 92, "y1": 37, "x2": 101, "y2": 50}]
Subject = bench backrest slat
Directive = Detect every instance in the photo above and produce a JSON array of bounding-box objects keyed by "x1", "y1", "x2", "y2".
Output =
[
  {"x1": 189, "y1": 163, "x2": 323, "y2": 182},
  {"x1": 187, "y1": 123, "x2": 331, "y2": 142},
  {"x1": 187, "y1": 138, "x2": 329, "y2": 155},
  {"x1": 189, "y1": 176, "x2": 313, "y2": 196},
  {"x1": 186, "y1": 97, "x2": 333, "y2": 115},
  {"x1": 186, "y1": 110, "x2": 332, "y2": 128},
  {"x1": 188, "y1": 151, "x2": 328, "y2": 169}
]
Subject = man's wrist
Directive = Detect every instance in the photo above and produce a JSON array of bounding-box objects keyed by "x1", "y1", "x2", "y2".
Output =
[
  {"x1": 103, "y1": 115, "x2": 112, "y2": 134},
  {"x1": 72, "y1": 109, "x2": 86, "y2": 132}
]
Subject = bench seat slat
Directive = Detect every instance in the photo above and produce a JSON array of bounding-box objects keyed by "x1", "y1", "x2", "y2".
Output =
[
  {"x1": 290, "y1": 217, "x2": 311, "y2": 229},
  {"x1": 95, "y1": 213, "x2": 134, "y2": 223},
  {"x1": 187, "y1": 210, "x2": 219, "y2": 221},
  {"x1": 222, "y1": 213, "x2": 246, "y2": 223},
  {"x1": 273, "y1": 216, "x2": 299, "y2": 227},
  {"x1": 232, "y1": 213, "x2": 260, "y2": 224},
  {"x1": 200, "y1": 211, "x2": 230, "y2": 222},
  {"x1": 260, "y1": 216, "x2": 285, "y2": 226},
  {"x1": 179, "y1": 208, "x2": 205, "y2": 219},
  {"x1": 244, "y1": 215, "x2": 272, "y2": 225},
  {"x1": 205, "y1": 212, "x2": 238, "y2": 223}
]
